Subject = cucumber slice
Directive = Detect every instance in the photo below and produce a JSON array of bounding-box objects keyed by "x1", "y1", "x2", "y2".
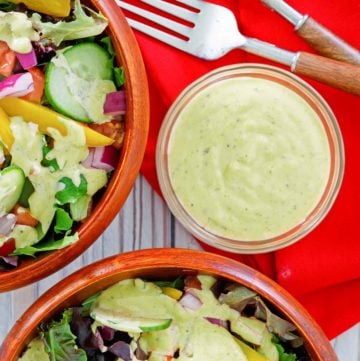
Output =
[
  {"x1": 90, "y1": 308, "x2": 172, "y2": 333},
  {"x1": 45, "y1": 63, "x2": 89, "y2": 122},
  {"x1": 45, "y1": 43, "x2": 113, "y2": 123},
  {"x1": 0, "y1": 166, "x2": 26, "y2": 213},
  {"x1": 64, "y1": 43, "x2": 113, "y2": 81}
]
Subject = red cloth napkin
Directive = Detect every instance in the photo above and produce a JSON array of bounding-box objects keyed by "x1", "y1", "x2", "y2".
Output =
[{"x1": 126, "y1": 0, "x2": 360, "y2": 339}]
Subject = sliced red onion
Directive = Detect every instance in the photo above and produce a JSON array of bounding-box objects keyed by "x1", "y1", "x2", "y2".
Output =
[
  {"x1": 92, "y1": 146, "x2": 118, "y2": 172},
  {"x1": 0, "y1": 256, "x2": 18, "y2": 267},
  {"x1": 81, "y1": 148, "x2": 95, "y2": 169},
  {"x1": 0, "y1": 73, "x2": 34, "y2": 99},
  {"x1": 179, "y1": 291, "x2": 203, "y2": 311},
  {"x1": 205, "y1": 317, "x2": 229, "y2": 329},
  {"x1": 0, "y1": 214, "x2": 17, "y2": 237},
  {"x1": 103, "y1": 90, "x2": 126, "y2": 116},
  {"x1": 15, "y1": 48, "x2": 38, "y2": 70}
]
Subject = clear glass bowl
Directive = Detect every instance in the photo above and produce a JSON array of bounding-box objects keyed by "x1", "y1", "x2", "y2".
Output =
[{"x1": 156, "y1": 64, "x2": 344, "y2": 254}]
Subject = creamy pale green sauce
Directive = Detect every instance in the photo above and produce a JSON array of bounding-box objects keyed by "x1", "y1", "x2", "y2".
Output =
[
  {"x1": 18, "y1": 337, "x2": 49, "y2": 361},
  {"x1": 52, "y1": 54, "x2": 115, "y2": 124},
  {"x1": 92, "y1": 277, "x2": 253, "y2": 361},
  {"x1": 0, "y1": 116, "x2": 107, "y2": 246},
  {"x1": 0, "y1": 11, "x2": 39, "y2": 53},
  {"x1": 168, "y1": 77, "x2": 331, "y2": 241},
  {"x1": 20, "y1": 276, "x2": 278, "y2": 361},
  {"x1": 91, "y1": 276, "x2": 278, "y2": 360}
]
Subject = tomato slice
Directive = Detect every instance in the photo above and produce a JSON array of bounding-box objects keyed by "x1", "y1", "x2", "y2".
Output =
[
  {"x1": 0, "y1": 41, "x2": 16, "y2": 77},
  {"x1": 89, "y1": 119, "x2": 124, "y2": 149},
  {"x1": 184, "y1": 276, "x2": 202, "y2": 290},
  {"x1": 21, "y1": 67, "x2": 45, "y2": 103},
  {"x1": 0, "y1": 238, "x2": 15, "y2": 257},
  {"x1": 13, "y1": 204, "x2": 39, "y2": 227}
]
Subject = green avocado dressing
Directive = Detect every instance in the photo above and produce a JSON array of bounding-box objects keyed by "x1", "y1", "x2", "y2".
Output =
[
  {"x1": 52, "y1": 54, "x2": 116, "y2": 124},
  {"x1": 18, "y1": 337, "x2": 49, "y2": 361},
  {"x1": 91, "y1": 277, "x2": 256, "y2": 360},
  {"x1": 168, "y1": 77, "x2": 331, "y2": 241},
  {"x1": 5, "y1": 116, "x2": 106, "y2": 243},
  {"x1": 0, "y1": 11, "x2": 39, "y2": 53}
]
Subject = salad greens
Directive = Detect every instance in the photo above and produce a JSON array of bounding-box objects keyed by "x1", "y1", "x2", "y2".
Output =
[
  {"x1": 31, "y1": 0, "x2": 108, "y2": 47},
  {"x1": 55, "y1": 175, "x2": 88, "y2": 205},
  {"x1": 41, "y1": 309, "x2": 87, "y2": 361},
  {"x1": 42, "y1": 144, "x2": 60, "y2": 171},
  {"x1": 0, "y1": 0, "x2": 125, "y2": 268},
  {"x1": 274, "y1": 341, "x2": 297, "y2": 361},
  {"x1": 12, "y1": 232, "x2": 78, "y2": 257},
  {"x1": 0, "y1": 0, "x2": 16, "y2": 11},
  {"x1": 54, "y1": 208, "x2": 73, "y2": 234},
  {"x1": 100, "y1": 36, "x2": 126, "y2": 88},
  {"x1": 19, "y1": 276, "x2": 309, "y2": 361}
]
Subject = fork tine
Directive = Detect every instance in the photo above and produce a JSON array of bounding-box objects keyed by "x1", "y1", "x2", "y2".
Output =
[
  {"x1": 140, "y1": 0, "x2": 197, "y2": 22},
  {"x1": 116, "y1": 0, "x2": 191, "y2": 37},
  {"x1": 124, "y1": 17, "x2": 189, "y2": 53},
  {"x1": 175, "y1": 0, "x2": 203, "y2": 10}
]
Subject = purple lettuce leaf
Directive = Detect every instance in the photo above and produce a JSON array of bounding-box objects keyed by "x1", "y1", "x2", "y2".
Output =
[{"x1": 108, "y1": 341, "x2": 131, "y2": 361}]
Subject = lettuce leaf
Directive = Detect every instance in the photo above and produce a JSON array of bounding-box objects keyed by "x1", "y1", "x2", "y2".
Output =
[
  {"x1": 100, "y1": 36, "x2": 125, "y2": 89},
  {"x1": 41, "y1": 309, "x2": 87, "y2": 361},
  {"x1": 0, "y1": 1, "x2": 16, "y2": 11},
  {"x1": 154, "y1": 277, "x2": 184, "y2": 290},
  {"x1": 31, "y1": 0, "x2": 108, "y2": 46},
  {"x1": 274, "y1": 342, "x2": 297, "y2": 361},
  {"x1": 114, "y1": 66, "x2": 125, "y2": 88},
  {"x1": 54, "y1": 208, "x2": 73, "y2": 234},
  {"x1": 11, "y1": 232, "x2": 78, "y2": 257},
  {"x1": 56, "y1": 175, "x2": 87, "y2": 205},
  {"x1": 42, "y1": 145, "x2": 60, "y2": 172}
]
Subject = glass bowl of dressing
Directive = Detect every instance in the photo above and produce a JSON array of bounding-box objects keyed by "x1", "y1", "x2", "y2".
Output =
[{"x1": 156, "y1": 64, "x2": 344, "y2": 253}]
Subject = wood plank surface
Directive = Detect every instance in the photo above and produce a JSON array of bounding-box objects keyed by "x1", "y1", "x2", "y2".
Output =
[{"x1": 0, "y1": 176, "x2": 358, "y2": 360}]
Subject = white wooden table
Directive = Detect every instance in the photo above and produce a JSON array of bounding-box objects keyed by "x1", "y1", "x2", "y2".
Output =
[{"x1": 0, "y1": 176, "x2": 359, "y2": 360}]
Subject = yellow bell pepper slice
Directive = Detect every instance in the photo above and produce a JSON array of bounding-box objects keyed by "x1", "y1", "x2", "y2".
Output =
[
  {"x1": 0, "y1": 98, "x2": 114, "y2": 148},
  {"x1": 0, "y1": 106, "x2": 14, "y2": 150},
  {"x1": 10, "y1": 0, "x2": 71, "y2": 17},
  {"x1": 162, "y1": 287, "x2": 183, "y2": 300},
  {"x1": 235, "y1": 338, "x2": 267, "y2": 361}
]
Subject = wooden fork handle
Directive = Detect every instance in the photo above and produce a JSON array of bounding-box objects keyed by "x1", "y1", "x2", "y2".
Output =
[
  {"x1": 297, "y1": 17, "x2": 360, "y2": 66},
  {"x1": 293, "y1": 52, "x2": 360, "y2": 95}
]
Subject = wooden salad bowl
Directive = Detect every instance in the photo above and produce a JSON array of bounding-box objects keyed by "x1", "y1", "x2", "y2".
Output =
[
  {"x1": 0, "y1": 249, "x2": 338, "y2": 360},
  {"x1": 0, "y1": 0, "x2": 149, "y2": 291}
]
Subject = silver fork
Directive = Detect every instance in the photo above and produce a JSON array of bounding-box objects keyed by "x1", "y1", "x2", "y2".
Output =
[{"x1": 116, "y1": 0, "x2": 360, "y2": 95}]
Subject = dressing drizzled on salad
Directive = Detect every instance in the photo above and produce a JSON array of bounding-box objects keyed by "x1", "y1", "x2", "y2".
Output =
[
  {"x1": 0, "y1": 0, "x2": 126, "y2": 268},
  {"x1": 19, "y1": 275, "x2": 309, "y2": 361}
]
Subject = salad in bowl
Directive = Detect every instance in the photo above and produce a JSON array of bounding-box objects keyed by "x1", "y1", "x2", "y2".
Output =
[
  {"x1": 0, "y1": 0, "x2": 136, "y2": 271},
  {"x1": 0, "y1": 250, "x2": 337, "y2": 361},
  {"x1": 18, "y1": 275, "x2": 308, "y2": 361}
]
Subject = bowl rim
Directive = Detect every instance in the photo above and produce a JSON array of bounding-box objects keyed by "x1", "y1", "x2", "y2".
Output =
[
  {"x1": 0, "y1": 248, "x2": 338, "y2": 360},
  {"x1": 0, "y1": 0, "x2": 150, "y2": 291},
  {"x1": 156, "y1": 63, "x2": 345, "y2": 254}
]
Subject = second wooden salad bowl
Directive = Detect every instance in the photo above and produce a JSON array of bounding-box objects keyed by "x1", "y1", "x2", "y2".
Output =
[
  {"x1": 0, "y1": 0, "x2": 149, "y2": 291},
  {"x1": 0, "y1": 249, "x2": 337, "y2": 360}
]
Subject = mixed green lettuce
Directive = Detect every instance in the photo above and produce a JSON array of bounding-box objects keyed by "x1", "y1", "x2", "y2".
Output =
[
  {"x1": 41, "y1": 309, "x2": 87, "y2": 361},
  {"x1": 0, "y1": 0, "x2": 16, "y2": 11},
  {"x1": 31, "y1": 0, "x2": 108, "y2": 46},
  {"x1": 11, "y1": 232, "x2": 78, "y2": 257}
]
